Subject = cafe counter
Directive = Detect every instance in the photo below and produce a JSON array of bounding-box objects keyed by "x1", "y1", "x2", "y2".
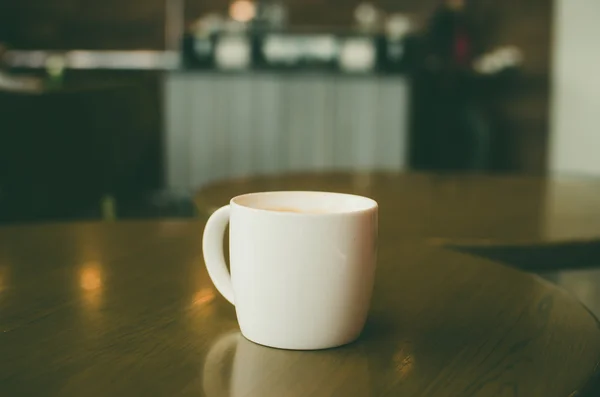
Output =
[
  {"x1": 3, "y1": 50, "x2": 411, "y2": 191},
  {"x1": 164, "y1": 70, "x2": 410, "y2": 190}
]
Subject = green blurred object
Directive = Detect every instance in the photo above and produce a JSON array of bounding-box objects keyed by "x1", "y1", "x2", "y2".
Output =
[
  {"x1": 44, "y1": 54, "x2": 65, "y2": 90},
  {"x1": 101, "y1": 195, "x2": 117, "y2": 221}
]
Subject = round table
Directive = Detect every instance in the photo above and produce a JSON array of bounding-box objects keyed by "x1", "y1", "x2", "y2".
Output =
[
  {"x1": 195, "y1": 172, "x2": 600, "y2": 270},
  {"x1": 0, "y1": 221, "x2": 599, "y2": 396}
]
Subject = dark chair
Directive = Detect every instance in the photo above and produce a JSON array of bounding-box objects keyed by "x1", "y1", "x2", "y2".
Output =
[{"x1": 0, "y1": 83, "x2": 156, "y2": 223}]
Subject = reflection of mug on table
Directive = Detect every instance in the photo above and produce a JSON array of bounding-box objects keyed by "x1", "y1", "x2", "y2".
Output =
[{"x1": 203, "y1": 332, "x2": 371, "y2": 397}]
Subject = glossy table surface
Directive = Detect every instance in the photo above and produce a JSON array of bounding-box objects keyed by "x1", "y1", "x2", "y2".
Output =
[
  {"x1": 1, "y1": 220, "x2": 600, "y2": 397},
  {"x1": 195, "y1": 172, "x2": 600, "y2": 270}
]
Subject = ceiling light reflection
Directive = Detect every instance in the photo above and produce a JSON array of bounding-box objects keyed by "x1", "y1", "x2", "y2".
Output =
[
  {"x1": 79, "y1": 261, "x2": 104, "y2": 309},
  {"x1": 193, "y1": 288, "x2": 216, "y2": 307},
  {"x1": 393, "y1": 342, "x2": 415, "y2": 379}
]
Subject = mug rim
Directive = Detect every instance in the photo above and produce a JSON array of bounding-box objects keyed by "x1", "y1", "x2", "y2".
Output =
[{"x1": 230, "y1": 191, "x2": 378, "y2": 216}]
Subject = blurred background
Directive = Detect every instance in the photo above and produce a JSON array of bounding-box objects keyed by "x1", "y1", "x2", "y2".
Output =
[{"x1": 0, "y1": 0, "x2": 596, "y2": 223}]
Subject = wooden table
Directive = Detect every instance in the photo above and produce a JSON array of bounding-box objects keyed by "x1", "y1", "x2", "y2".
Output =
[
  {"x1": 1, "y1": 221, "x2": 599, "y2": 396},
  {"x1": 195, "y1": 172, "x2": 600, "y2": 270}
]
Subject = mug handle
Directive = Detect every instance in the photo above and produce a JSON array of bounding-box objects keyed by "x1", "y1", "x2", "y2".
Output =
[{"x1": 202, "y1": 205, "x2": 235, "y2": 305}]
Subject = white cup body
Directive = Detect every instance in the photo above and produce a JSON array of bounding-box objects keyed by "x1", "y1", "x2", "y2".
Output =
[{"x1": 204, "y1": 191, "x2": 378, "y2": 350}]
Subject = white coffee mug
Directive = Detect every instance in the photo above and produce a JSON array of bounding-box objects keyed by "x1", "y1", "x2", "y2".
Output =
[{"x1": 202, "y1": 191, "x2": 378, "y2": 350}]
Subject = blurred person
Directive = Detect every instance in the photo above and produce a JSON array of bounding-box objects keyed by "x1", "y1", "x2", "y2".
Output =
[
  {"x1": 428, "y1": 0, "x2": 475, "y2": 70},
  {"x1": 410, "y1": 0, "x2": 490, "y2": 171}
]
